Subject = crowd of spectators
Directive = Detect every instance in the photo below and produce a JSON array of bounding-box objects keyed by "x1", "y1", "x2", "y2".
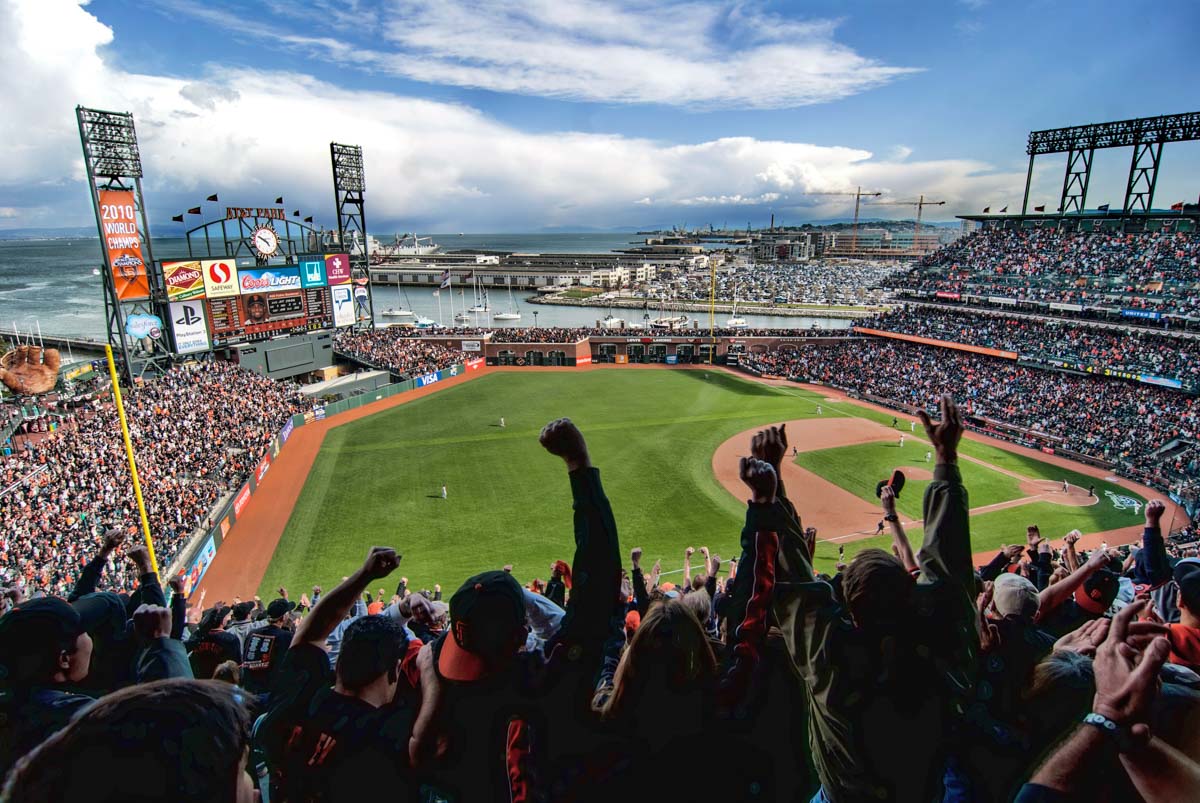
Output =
[
  {"x1": 891, "y1": 227, "x2": 1200, "y2": 316},
  {"x1": 741, "y1": 338, "x2": 1200, "y2": 495},
  {"x1": 3, "y1": 414, "x2": 1199, "y2": 802},
  {"x1": 0, "y1": 360, "x2": 306, "y2": 599},
  {"x1": 863, "y1": 305, "x2": 1200, "y2": 386},
  {"x1": 356, "y1": 325, "x2": 854, "y2": 344},
  {"x1": 672, "y1": 260, "x2": 904, "y2": 306},
  {"x1": 333, "y1": 329, "x2": 465, "y2": 376}
]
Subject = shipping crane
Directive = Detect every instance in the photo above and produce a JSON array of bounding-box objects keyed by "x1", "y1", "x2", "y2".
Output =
[
  {"x1": 803, "y1": 187, "x2": 882, "y2": 254},
  {"x1": 863, "y1": 195, "x2": 946, "y2": 255}
]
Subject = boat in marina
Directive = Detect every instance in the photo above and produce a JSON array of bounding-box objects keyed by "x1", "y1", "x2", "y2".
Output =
[
  {"x1": 493, "y1": 287, "x2": 521, "y2": 321},
  {"x1": 380, "y1": 284, "x2": 414, "y2": 318},
  {"x1": 726, "y1": 296, "x2": 748, "y2": 329}
]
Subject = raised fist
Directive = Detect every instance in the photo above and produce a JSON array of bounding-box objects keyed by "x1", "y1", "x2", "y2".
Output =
[
  {"x1": 751, "y1": 424, "x2": 787, "y2": 469},
  {"x1": 539, "y1": 418, "x2": 589, "y2": 470},
  {"x1": 630, "y1": 547, "x2": 643, "y2": 566},
  {"x1": 880, "y1": 485, "x2": 898, "y2": 516},
  {"x1": 360, "y1": 547, "x2": 402, "y2": 581},
  {"x1": 125, "y1": 545, "x2": 153, "y2": 574},
  {"x1": 1145, "y1": 499, "x2": 1166, "y2": 527},
  {"x1": 132, "y1": 604, "x2": 172, "y2": 640},
  {"x1": 917, "y1": 394, "x2": 963, "y2": 463},
  {"x1": 1064, "y1": 530, "x2": 1081, "y2": 546},
  {"x1": 0, "y1": 345, "x2": 61, "y2": 395},
  {"x1": 739, "y1": 456, "x2": 778, "y2": 505}
]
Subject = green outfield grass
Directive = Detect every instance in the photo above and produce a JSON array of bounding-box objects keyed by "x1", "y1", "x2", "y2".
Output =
[{"x1": 259, "y1": 370, "x2": 1150, "y2": 593}]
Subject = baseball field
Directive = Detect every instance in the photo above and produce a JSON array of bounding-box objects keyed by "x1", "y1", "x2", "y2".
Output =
[{"x1": 244, "y1": 368, "x2": 1153, "y2": 597}]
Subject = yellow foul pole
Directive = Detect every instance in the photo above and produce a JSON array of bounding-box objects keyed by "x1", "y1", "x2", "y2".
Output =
[{"x1": 103, "y1": 344, "x2": 159, "y2": 576}]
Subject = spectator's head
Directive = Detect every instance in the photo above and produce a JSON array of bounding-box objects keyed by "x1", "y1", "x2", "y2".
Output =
[
  {"x1": 230, "y1": 601, "x2": 255, "y2": 623},
  {"x1": 624, "y1": 609, "x2": 641, "y2": 642},
  {"x1": 213, "y1": 660, "x2": 242, "y2": 686},
  {"x1": 602, "y1": 599, "x2": 716, "y2": 722},
  {"x1": 266, "y1": 597, "x2": 296, "y2": 624},
  {"x1": 1073, "y1": 569, "x2": 1119, "y2": 616},
  {"x1": 1174, "y1": 558, "x2": 1200, "y2": 615},
  {"x1": 1, "y1": 679, "x2": 254, "y2": 803},
  {"x1": 681, "y1": 587, "x2": 711, "y2": 625},
  {"x1": 991, "y1": 574, "x2": 1040, "y2": 621},
  {"x1": 198, "y1": 605, "x2": 232, "y2": 634},
  {"x1": 437, "y1": 571, "x2": 528, "y2": 681},
  {"x1": 552, "y1": 560, "x2": 572, "y2": 588},
  {"x1": 0, "y1": 596, "x2": 98, "y2": 686},
  {"x1": 841, "y1": 548, "x2": 914, "y2": 629},
  {"x1": 690, "y1": 574, "x2": 706, "y2": 592},
  {"x1": 336, "y1": 615, "x2": 410, "y2": 698}
]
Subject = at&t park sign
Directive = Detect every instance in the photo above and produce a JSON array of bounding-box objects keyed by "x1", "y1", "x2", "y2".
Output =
[{"x1": 226, "y1": 207, "x2": 286, "y2": 221}]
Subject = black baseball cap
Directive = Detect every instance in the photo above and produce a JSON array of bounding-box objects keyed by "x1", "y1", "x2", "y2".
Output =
[
  {"x1": 266, "y1": 598, "x2": 296, "y2": 619},
  {"x1": 875, "y1": 469, "x2": 906, "y2": 500},
  {"x1": 1174, "y1": 558, "x2": 1200, "y2": 611},
  {"x1": 231, "y1": 601, "x2": 256, "y2": 621},
  {"x1": 0, "y1": 596, "x2": 106, "y2": 683},
  {"x1": 438, "y1": 570, "x2": 526, "y2": 682},
  {"x1": 1075, "y1": 569, "x2": 1119, "y2": 615}
]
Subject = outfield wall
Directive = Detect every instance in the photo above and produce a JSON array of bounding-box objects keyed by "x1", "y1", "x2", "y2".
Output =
[{"x1": 168, "y1": 358, "x2": 487, "y2": 587}]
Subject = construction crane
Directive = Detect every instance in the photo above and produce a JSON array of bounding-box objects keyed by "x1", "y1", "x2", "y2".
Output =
[
  {"x1": 863, "y1": 195, "x2": 946, "y2": 255},
  {"x1": 803, "y1": 187, "x2": 882, "y2": 254}
]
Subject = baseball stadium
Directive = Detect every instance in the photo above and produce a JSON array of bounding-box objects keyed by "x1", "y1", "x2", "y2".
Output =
[{"x1": 2, "y1": 49, "x2": 1200, "y2": 803}]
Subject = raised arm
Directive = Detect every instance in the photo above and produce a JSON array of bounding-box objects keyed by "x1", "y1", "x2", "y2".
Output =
[
  {"x1": 1133, "y1": 500, "x2": 1171, "y2": 586},
  {"x1": 1063, "y1": 530, "x2": 1081, "y2": 572},
  {"x1": 69, "y1": 527, "x2": 125, "y2": 601},
  {"x1": 293, "y1": 547, "x2": 402, "y2": 648},
  {"x1": 915, "y1": 395, "x2": 973, "y2": 591},
  {"x1": 630, "y1": 548, "x2": 650, "y2": 616},
  {"x1": 539, "y1": 418, "x2": 621, "y2": 664},
  {"x1": 683, "y1": 547, "x2": 694, "y2": 587},
  {"x1": 1036, "y1": 549, "x2": 1109, "y2": 621},
  {"x1": 881, "y1": 486, "x2": 917, "y2": 573}
]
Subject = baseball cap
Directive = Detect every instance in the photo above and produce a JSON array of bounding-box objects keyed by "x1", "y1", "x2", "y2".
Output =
[
  {"x1": 1174, "y1": 558, "x2": 1200, "y2": 611},
  {"x1": 0, "y1": 596, "x2": 105, "y2": 683},
  {"x1": 875, "y1": 469, "x2": 907, "y2": 500},
  {"x1": 266, "y1": 598, "x2": 296, "y2": 619},
  {"x1": 992, "y1": 574, "x2": 1039, "y2": 620},
  {"x1": 437, "y1": 571, "x2": 526, "y2": 682},
  {"x1": 1074, "y1": 569, "x2": 1119, "y2": 615},
  {"x1": 624, "y1": 609, "x2": 642, "y2": 632},
  {"x1": 231, "y1": 601, "x2": 256, "y2": 621}
]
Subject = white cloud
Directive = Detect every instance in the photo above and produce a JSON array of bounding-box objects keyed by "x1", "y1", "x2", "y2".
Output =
[
  {"x1": 0, "y1": 0, "x2": 1023, "y2": 231},
  {"x1": 153, "y1": 0, "x2": 921, "y2": 110}
]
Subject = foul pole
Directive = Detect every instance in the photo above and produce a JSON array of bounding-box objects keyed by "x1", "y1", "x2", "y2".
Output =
[{"x1": 104, "y1": 344, "x2": 159, "y2": 575}]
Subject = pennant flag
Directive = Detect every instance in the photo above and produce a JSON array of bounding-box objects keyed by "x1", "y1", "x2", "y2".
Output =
[
  {"x1": 303, "y1": 216, "x2": 313, "y2": 223},
  {"x1": 187, "y1": 206, "x2": 202, "y2": 215},
  {"x1": 1171, "y1": 202, "x2": 1184, "y2": 211},
  {"x1": 439, "y1": 269, "x2": 451, "y2": 289},
  {"x1": 275, "y1": 196, "x2": 284, "y2": 204},
  {"x1": 1098, "y1": 203, "x2": 1110, "y2": 212},
  {"x1": 292, "y1": 210, "x2": 300, "y2": 217},
  {"x1": 206, "y1": 194, "x2": 219, "y2": 202},
  {"x1": 1034, "y1": 205, "x2": 1045, "y2": 212},
  {"x1": 999, "y1": 206, "x2": 1008, "y2": 213},
  {"x1": 171, "y1": 214, "x2": 184, "y2": 222},
  {"x1": 982, "y1": 207, "x2": 990, "y2": 213},
  {"x1": 465, "y1": 270, "x2": 474, "y2": 279}
]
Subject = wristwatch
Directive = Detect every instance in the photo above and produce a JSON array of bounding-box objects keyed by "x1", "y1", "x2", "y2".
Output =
[
  {"x1": 883, "y1": 513, "x2": 899, "y2": 523},
  {"x1": 1082, "y1": 712, "x2": 1137, "y2": 753}
]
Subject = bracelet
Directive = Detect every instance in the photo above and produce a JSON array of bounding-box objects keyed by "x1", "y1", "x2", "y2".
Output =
[
  {"x1": 1082, "y1": 712, "x2": 1138, "y2": 753},
  {"x1": 883, "y1": 513, "x2": 899, "y2": 523}
]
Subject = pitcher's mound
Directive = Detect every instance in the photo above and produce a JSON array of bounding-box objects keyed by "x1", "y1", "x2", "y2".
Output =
[{"x1": 895, "y1": 466, "x2": 934, "y2": 481}]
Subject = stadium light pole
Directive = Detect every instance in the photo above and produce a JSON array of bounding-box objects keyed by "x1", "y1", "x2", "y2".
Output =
[{"x1": 534, "y1": 310, "x2": 539, "y2": 328}]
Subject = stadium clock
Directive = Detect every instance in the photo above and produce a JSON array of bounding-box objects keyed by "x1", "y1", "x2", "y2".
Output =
[{"x1": 252, "y1": 225, "x2": 280, "y2": 258}]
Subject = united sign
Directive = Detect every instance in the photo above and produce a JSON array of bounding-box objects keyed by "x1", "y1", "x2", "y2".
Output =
[{"x1": 162, "y1": 260, "x2": 206, "y2": 300}]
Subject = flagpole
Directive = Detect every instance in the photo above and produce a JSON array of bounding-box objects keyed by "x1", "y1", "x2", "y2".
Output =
[
  {"x1": 103, "y1": 344, "x2": 159, "y2": 576},
  {"x1": 437, "y1": 290, "x2": 442, "y2": 327}
]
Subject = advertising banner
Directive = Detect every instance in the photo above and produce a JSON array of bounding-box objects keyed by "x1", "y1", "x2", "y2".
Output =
[
  {"x1": 666, "y1": 355, "x2": 679, "y2": 364},
  {"x1": 852, "y1": 328, "x2": 1018, "y2": 360},
  {"x1": 239, "y1": 267, "x2": 301, "y2": 294},
  {"x1": 300, "y1": 258, "x2": 327, "y2": 288},
  {"x1": 98, "y1": 189, "x2": 151, "y2": 301},
  {"x1": 255, "y1": 453, "x2": 271, "y2": 485},
  {"x1": 415, "y1": 371, "x2": 441, "y2": 388},
  {"x1": 183, "y1": 536, "x2": 217, "y2": 596},
  {"x1": 1140, "y1": 375, "x2": 1183, "y2": 389},
  {"x1": 1122, "y1": 309, "x2": 1162, "y2": 321},
  {"x1": 233, "y1": 483, "x2": 252, "y2": 518},
  {"x1": 466, "y1": 358, "x2": 484, "y2": 371},
  {"x1": 163, "y1": 260, "x2": 206, "y2": 300},
  {"x1": 988, "y1": 296, "x2": 1017, "y2": 306},
  {"x1": 615, "y1": 354, "x2": 628, "y2": 364},
  {"x1": 169, "y1": 300, "x2": 210, "y2": 354},
  {"x1": 934, "y1": 291, "x2": 961, "y2": 300},
  {"x1": 1049, "y1": 302, "x2": 1084, "y2": 312},
  {"x1": 124, "y1": 313, "x2": 163, "y2": 340},
  {"x1": 202, "y1": 259, "x2": 240, "y2": 299},
  {"x1": 576, "y1": 354, "x2": 592, "y2": 366},
  {"x1": 325, "y1": 253, "x2": 352, "y2": 285},
  {"x1": 331, "y1": 285, "x2": 355, "y2": 327},
  {"x1": 461, "y1": 340, "x2": 482, "y2": 352},
  {"x1": 279, "y1": 418, "x2": 294, "y2": 444}
]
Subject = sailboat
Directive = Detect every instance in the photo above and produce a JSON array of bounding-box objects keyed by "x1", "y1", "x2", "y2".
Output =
[
  {"x1": 726, "y1": 295, "x2": 748, "y2": 329},
  {"x1": 493, "y1": 286, "x2": 521, "y2": 321},
  {"x1": 380, "y1": 283, "x2": 414, "y2": 318},
  {"x1": 454, "y1": 289, "x2": 471, "y2": 322},
  {"x1": 468, "y1": 276, "x2": 489, "y2": 313}
]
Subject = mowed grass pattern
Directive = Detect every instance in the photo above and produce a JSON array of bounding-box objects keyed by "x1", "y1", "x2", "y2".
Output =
[{"x1": 260, "y1": 371, "x2": 1151, "y2": 593}]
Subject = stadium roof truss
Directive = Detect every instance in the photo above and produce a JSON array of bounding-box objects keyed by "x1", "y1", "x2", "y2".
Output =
[{"x1": 1022, "y1": 112, "x2": 1200, "y2": 216}]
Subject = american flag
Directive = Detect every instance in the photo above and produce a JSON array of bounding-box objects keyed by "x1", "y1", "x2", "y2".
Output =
[{"x1": 439, "y1": 270, "x2": 451, "y2": 289}]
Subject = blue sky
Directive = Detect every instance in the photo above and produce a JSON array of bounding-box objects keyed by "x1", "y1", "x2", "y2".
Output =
[{"x1": 2, "y1": 0, "x2": 1198, "y2": 232}]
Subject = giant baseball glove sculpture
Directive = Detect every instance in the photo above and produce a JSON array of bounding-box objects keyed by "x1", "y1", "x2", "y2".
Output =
[{"x1": 0, "y1": 345, "x2": 61, "y2": 395}]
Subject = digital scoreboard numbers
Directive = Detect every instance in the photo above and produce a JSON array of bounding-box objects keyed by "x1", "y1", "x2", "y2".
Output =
[
  {"x1": 206, "y1": 298, "x2": 244, "y2": 345},
  {"x1": 304, "y1": 288, "x2": 332, "y2": 329},
  {"x1": 242, "y1": 290, "x2": 306, "y2": 337},
  {"x1": 205, "y1": 285, "x2": 336, "y2": 346}
]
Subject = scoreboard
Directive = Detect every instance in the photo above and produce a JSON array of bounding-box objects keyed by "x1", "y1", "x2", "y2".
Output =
[{"x1": 159, "y1": 253, "x2": 351, "y2": 350}]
